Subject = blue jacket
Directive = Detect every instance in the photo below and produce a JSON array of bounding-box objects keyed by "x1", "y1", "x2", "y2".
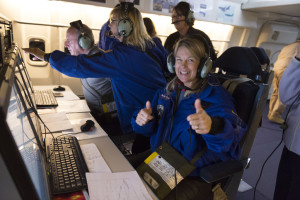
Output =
[
  {"x1": 49, "y1": 42, "x2": 168, "y2": 134},
  {"x1": 131, "y1": 83, "x2": 247, "y2": 176},
  {"x1": 98, "y1": 20, "x2": 117, "y2": 51}
]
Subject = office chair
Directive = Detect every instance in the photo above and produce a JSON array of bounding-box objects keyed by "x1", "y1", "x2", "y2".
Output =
[
  {"x1": 250, "y1": 47, "x2": 272, "y2": 85},
  {"x1": 199, "y1": 47, "x2": 270, "y2": 199}
]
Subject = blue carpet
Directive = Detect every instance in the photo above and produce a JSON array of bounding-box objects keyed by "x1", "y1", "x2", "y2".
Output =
[{"x1": 235, "y1": 102, "x2": 284, "y2": 200}]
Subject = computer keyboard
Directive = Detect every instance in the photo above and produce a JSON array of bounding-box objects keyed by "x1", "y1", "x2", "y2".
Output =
[
  {"x1": 47, "y1": 136, "x2": 89, "y2": 194},
  {"x1": 34, "y1": 89, "x2": 58, "y2": 107}
]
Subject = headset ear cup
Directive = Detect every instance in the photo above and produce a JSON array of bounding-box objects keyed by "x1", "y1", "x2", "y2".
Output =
[
  {"x1": 78, "y1": 34, "x2": 92, "y2": 49},
  {"x1": 186, "y1": 10, "x2": 195, "y2": 25},
  {"x1": 118, "y1": 19, "x2": 133, "y2": 37},
  {"x1": 198, "y1": 56, "x2": 213, "y2": 78},
  {"x1": 167, "y1": 52, "x2": 176, "y2": 73}
]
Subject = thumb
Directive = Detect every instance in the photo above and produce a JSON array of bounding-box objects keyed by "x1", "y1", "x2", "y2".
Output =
[
  {"x1": 146, "y1": 101, "x2": 152, "y2": 111},
  {"x1": 195, "y1": 99, "x2": 203, "y2": 113}
]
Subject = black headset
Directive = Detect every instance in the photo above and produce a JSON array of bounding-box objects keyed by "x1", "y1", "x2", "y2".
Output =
[
  {"x1": 117, "y1": 2, "x2": 134, "y2": 37},
  {"x1": 70, "y1": 20, "x2": 93, "y2": 50},
  {"x1": 167, "y1": 34, "x2": 213, "y2": 79}
]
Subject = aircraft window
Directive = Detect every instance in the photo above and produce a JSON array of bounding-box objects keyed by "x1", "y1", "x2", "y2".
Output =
[{"x1": 29, "y1": 39, "x2": 45, "y2": 61}]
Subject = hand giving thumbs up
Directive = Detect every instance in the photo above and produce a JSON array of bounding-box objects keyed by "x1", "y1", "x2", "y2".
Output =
[
  {"x1": 187, "y1": 99, "x2": 212, "y2": 134},
  {"x1": 136, "y1": 101, "x2": 154, "y2": 126}
]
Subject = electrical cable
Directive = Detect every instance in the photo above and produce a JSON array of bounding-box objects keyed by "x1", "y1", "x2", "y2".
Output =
[{"x1": 253, "y1": 91, "x2": 300, "y2": 200}]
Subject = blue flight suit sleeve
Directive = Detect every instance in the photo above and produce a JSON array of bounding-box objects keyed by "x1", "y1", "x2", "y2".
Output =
[{"x1": 49, "y1": 50, "x2": 120, "y2": 79}]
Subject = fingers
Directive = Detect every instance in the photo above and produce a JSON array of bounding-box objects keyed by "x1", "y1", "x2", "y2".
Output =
[
  {"x1": 194, "y1": 98, "x2": 204, "y2": 114},
  {"x1": 22, "y1": 48, "x2": 45, "y2": 61},
  {"x1": 146, "y1": 101, "x2": 151, "y2": 110}
]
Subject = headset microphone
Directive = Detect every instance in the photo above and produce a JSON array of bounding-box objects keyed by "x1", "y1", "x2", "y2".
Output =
[{"x1": 171, "y1": 19, "x2": 185, "y2": 24}]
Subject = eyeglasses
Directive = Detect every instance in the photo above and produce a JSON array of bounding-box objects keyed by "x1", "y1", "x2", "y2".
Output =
[
  {"x1": 171, "y1": 14, "x2": 182, "y2": 19},
  {"x1": 109, "y1": 18, "x2": 118, "y2": 24}
]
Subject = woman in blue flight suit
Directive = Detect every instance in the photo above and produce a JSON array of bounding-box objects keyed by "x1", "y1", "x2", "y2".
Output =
[
  {"x1": 131, "y1": 35, "x2": 247, "y2": 200},
  {"x1": 23, "y1": 2, "x2": 169, "y2": 154}
]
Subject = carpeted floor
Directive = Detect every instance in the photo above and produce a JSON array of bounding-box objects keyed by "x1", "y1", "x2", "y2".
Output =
[{"x1": 235, "y1": 101, "x2": 284, "y2": 200}]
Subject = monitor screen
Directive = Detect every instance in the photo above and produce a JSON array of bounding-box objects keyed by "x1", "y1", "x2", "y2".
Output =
[{"x1": 0, "y1": 46, "x2": 51, "y2": 200}]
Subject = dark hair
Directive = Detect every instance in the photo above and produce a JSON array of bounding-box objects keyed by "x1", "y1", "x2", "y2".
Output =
[
  {"x1": 143, "y1": 17, "x2": 157, "y2": 38},
  {"x1": 173, "y1": 1, "x2": 194, "y2": 26}
]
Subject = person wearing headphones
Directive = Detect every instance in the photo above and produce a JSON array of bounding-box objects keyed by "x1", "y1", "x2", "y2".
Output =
[
  {"x1": 65, "y1": 20, "x2": 115, "y2": 126},
  {"x1": 164, "y1": 1, "x2": 217, "y2": 62},
  {"x1": 23, "y1": 2, "x2": 169, "y2": 155},
  {"x1": 273, "y1": 52, "x2": 300, "y2": 200},
  {"x1": 131, "y1": 35, "x2": 247, "y2": 200}
]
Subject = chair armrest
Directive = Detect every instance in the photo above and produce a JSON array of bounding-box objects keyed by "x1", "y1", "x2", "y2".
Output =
[{"x1": 199, "y1": 160, "x2": 244, "y2": 183}]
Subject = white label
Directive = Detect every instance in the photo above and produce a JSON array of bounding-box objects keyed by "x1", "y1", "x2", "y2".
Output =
[{"x1": 148, "y1": 155, "x2": 184, "y2": 189}]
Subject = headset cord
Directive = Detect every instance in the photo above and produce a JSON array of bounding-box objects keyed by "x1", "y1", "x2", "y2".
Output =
[{"x1": 253, "y1": 92, "x2": 300, "y2": 200}]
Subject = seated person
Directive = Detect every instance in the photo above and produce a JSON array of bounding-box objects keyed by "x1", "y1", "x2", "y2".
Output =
[
  {"x1": 131, "y1": 35, "x2": 247, "y2": 200},
  {"x1": 143, "y1": 17, "x2": 162, "y2": 44},
  {"x1": 65, "y1": 20, "x2": 115, "y2": 125},
  {"x1": 23, "y1": 2, "x2": 169, "y2": 155}
]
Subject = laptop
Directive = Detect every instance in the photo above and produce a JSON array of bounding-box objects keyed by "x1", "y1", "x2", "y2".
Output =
[{"x1": 0, "y1": 46, "x2": 88, "y2": 199}]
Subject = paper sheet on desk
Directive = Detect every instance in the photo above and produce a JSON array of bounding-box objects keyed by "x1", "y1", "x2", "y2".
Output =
[
  {"x1": 80, "y1": 143, "x2": 111, "y2": 173},
  {"x1": 62, "y1": 118, "x2": 107, "y2": 140},
  {"x1": 57, "y1": 100, "x2": 90, "y2": 113},
  {"x1": 56, "y1": 91, "x2": 80, "y2": 101},
  {"x1": 39, "y1": 112, "x2": 73, "y2": 132},
  {"x1": 86, "y1": 171, "x2": 152, "y2": 200}
]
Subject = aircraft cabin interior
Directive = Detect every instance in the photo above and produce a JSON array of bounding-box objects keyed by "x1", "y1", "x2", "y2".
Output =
[{"x1": 1, "y1": 0, "x2": 300, "y2": 200}]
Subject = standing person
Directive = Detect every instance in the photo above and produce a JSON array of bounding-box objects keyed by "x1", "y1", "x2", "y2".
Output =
[
  {"x1": 268, "y1": 39, "x2": 300, "y2": 124},
  {"x1": 23, "y1": 2, "x2": 169, "y2": 155},
  {"x1": 164, "y1": 1, "x2": 217, "y2": 61},
  {"x1": 98, "y1": 0, "x2": 134, "y2": 50},
  {"x1": 66, "y1": 20, "x2": 115, "y2": 125},
  {"x1": 143, "y1": 17, "x2": 162, "y2": 44},
  {"x1": 131, "y1": 35, "x2": 247, "y2": 200},
  {"x1": 273, "y1": 53, "x2": 300, "y2": 200}
]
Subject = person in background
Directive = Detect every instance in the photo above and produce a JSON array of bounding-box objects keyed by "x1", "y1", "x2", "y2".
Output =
[
  {"x1": 143, "y1": 17, "x2": 162, "y2": 44},
  {"x1": 23, "y1": 2, "x2": 169, "y2": 155},
  {"x1": 268, "y1": 39, "x2": 300, "y2": 124},
  {"x1": 65, "y1": 20, "x2": 115, "y2": 125},
  {"x1": 164, "y1": 1, "x2": 217, "y2": 61},
  {"x1": 131, "y1": 35, "x2": 247, "y2": 200},
  {"x1": 98, "y1": 0, "x2": 134, "y2": 50},
  {"x1": 273, "y1": 52, "x2": 300, "y2": 200}
]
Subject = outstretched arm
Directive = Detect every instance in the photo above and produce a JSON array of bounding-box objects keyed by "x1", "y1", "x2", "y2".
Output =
[{"x1": 22, "y1": 48, "x2": 46, "y2": 61}]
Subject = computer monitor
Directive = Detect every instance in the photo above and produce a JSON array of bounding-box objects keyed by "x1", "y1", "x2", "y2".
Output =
[{"x1": 0, "y1": 46, "x2": 51, "y2": 200}]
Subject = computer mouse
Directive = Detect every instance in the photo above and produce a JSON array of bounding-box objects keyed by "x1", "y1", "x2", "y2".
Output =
[
  {"x1": 53, "y1": 86, "x2": 65, "y2": 91},
  {"x1": 80, "y1": 120, "x2": 95, "y2": 132}
]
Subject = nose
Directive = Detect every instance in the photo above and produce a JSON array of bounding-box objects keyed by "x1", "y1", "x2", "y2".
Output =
[{"x1": 64, "y1": 41, "x2": 69, "y2": 48}]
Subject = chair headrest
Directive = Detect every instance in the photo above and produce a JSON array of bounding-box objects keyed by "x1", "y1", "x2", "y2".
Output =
[
  {"x1": 250, "y1": 47, "x2": 270, "y2": 66},
  {"x1": 215, "y1": 47, "x2": 262, "y2": 77}
]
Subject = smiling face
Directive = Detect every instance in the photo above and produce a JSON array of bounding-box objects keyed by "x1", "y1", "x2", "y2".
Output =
[{"x1": 175, "y1": 46, "x2": 200, "y2": 88}]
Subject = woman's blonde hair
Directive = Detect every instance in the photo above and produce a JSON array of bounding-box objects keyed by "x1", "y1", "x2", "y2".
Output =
[
  {"x1": 166, "y1": 35, "x2": 208, "y2": 96},
  {"x1": 110, "y1": 5, "x2": 154, "y2": 51}
]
